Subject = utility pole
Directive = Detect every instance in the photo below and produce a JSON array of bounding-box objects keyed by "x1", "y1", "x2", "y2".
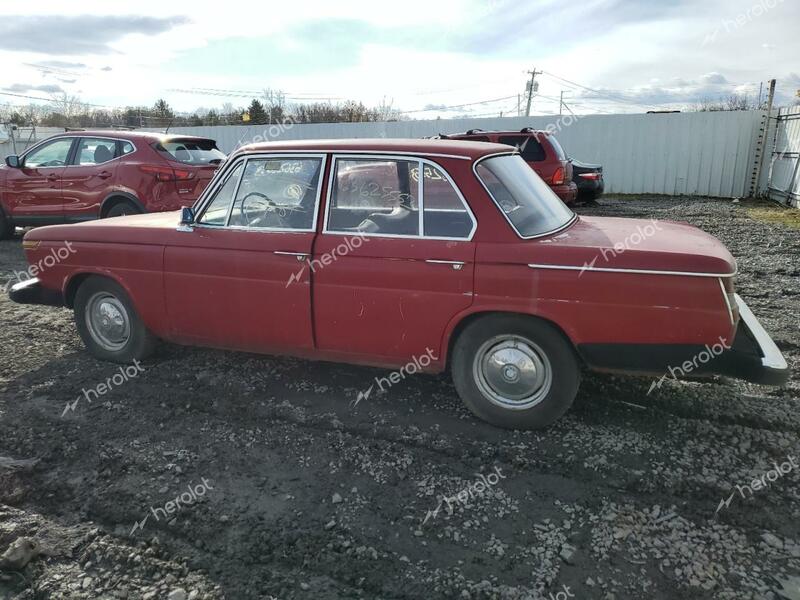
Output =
[
  {"x1": 525, "y1": 68, "x2": 542, "y2": 117},
  {"x1": 559, "y1": 90, "x2": 564, "y2": 116},
  {"x1": 751, "y1": 78, "x2": 776, "y2": 197}
]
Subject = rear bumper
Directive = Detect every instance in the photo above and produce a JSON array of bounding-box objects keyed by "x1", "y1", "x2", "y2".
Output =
[
  {"x1": 8, "y1": 278, "x2": 64, "y2": 307},
  {"x1": 577, "y1": 295, "x2": 789, "y2": 387},
  {"x1": 552, "y1": 182, "x2": 578, "y2": 203}
]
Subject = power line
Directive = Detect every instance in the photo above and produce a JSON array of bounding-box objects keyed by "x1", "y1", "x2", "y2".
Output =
[
  {"x1": 540, "y1": 70, "x2": 664, "y2": 111},
  {"x1": 397, "y1": 94, "x2": 518, "y2": 115}
]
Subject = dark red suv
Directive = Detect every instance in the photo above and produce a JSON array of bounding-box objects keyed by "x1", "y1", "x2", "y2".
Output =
[
  {"x1": 438, "y1": 128, "x2": 578, "y2": 204},
  {"x1": 0, "y1": 131, "x2": 225, "y2": 239}
]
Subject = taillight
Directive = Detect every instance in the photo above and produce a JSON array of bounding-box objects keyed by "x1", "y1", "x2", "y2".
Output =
[
  {"x1": 552, "y1": 167, "x2": 565, "y2": 185},
  {"x1": 140, "y1": 165, "x2": 195, "y2": 182},
  {"x1": 578, "y1": 172, "x2": 601, "y2": 180}
]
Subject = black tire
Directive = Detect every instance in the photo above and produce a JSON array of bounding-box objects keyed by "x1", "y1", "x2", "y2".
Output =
[
  {"x1": 105, "y1": 201, "x2": 140, "y2": 218},
  {"x1": 74, "y1": 276, "x2": 157, "y2": 363},
  {"x1": 451, "y1": 314, "x2": 581, "y2": 429},
  {"x1": 0, "y1": 208, "x2": 14, "y2": 240}
]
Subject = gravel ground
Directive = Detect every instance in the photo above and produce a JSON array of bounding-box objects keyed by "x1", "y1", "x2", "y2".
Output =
[{"x1": 0, "y1": 196, "x2": 798, "y2": 600}]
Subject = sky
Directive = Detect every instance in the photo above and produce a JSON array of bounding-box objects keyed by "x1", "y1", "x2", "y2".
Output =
[{"x1": 0, "y1": 0, "x2": 798, "y2": 119}]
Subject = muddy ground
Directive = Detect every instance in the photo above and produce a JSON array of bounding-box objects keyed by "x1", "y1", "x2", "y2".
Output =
[{"x1": 0, "y1": 196, "x2": 798, "y2": 600}]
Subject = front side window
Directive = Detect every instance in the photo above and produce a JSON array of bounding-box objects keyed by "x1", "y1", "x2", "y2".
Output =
[
  {"x1": 476, "y1": 154, "x2": 574, "y2": 238},
  {"x1": 228, "y1": 157, "x2": 323, "y2": 230},
  {"x1": 198, "y1": 162, "x2": 243, "y2": 225},
  {"x1": 24, "y1": 138, "x2": 73, "y2": 168},
  {"x1": 75, "y1": 138, "x2": 117, "y2": 165},
  {"x1": 327, "y1": 158, "x2": 419, "y2": 236}
]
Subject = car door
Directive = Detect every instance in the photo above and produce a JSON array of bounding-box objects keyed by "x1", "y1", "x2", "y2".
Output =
[
  {"x1": 163, "y1": 153, "x2": 326, "y2": 353},
  {"x1": 3, "y1": 137, "x2": 74, "y2": 221},
  {"x1": 313, "y1": 155, "x2": 477, "y2": 363},
  {"x1": 61, "y1": 137, "x2": 120, "y2": 220}
]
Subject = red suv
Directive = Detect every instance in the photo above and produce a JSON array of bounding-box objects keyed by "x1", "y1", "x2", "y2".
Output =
[
  {"x1": 438, "y1": 128, "x2": 577, "y2": 204},
  {"x1": 0, "y1": 131, "x2": 225, "y2": 239}
]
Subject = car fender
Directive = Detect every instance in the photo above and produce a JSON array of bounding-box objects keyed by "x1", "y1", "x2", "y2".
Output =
[{"x1": 100, "y1": 191, "x2": 146, "y2": 216}]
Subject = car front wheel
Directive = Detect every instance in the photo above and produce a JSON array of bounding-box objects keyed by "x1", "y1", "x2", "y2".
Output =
[
  {"x1": 105, "y1": 201, "x2": 140, "y2": 218},
  {"x1": 74, "y1": 276, "x2": 157, "y2": 363},
  {"x1": 451, "y1": 315, "x2": 580, "y2": 429}
]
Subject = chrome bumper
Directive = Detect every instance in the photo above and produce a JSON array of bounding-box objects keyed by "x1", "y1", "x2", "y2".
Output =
[{"x1": 730, "y1": 294, "x2": 789, "y2": 384}]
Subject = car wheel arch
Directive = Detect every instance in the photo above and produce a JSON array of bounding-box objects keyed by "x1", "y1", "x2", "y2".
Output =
[
  {"x1": 442, "y1": 310, "x2": 580, "y2": 369},
  {"x1": 100, "y1": 192, "x2": 146, "y2": 217},
  {"x1": 64, "y1": 271, "x2": 139, "y2": 313}
]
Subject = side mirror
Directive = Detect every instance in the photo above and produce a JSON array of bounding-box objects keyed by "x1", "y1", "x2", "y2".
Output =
[
  {"x1": 5, "y1": 155, "x2": 21, "y2": 168},
  {"x1": 180, "y1": 207, "x2": 195, "y2": 225}
]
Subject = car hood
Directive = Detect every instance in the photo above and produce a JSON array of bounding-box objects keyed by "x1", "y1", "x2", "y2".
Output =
[
  {"x1": 25, "y1": 211, "x2": 182, "y2": 244},
  {"x1": 479, "y1": 216, "x2": 737, "y2": 276}
]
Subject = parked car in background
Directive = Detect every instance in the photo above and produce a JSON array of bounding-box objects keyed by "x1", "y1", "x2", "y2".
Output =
[
  {"x1": 9, "y1": 139, "x2": 789, "y2": 429},
  {"x1": 437, "y1": 128, "x2": 578, "y2": 204},
  {"x1": 0, "y1": 131, "x2": 225, "y2": 239},
  {"x1": 571, "y1": 158, "x2": 604, "y2": 201}
]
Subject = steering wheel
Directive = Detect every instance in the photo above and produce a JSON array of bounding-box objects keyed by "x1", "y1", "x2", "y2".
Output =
[{"x1": 240, "y1": 191, "x2": 288, "y2": 227}]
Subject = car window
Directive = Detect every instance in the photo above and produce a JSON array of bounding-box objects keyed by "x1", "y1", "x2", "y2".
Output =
[
  {"x1": 120, "y1": 141, "x2": 135, "y2": 156},
  {"x1": 75, "y1": 138, "x2": 118, "y2": 165},
  {"x1": 198, "y1": 162, "x2": 243, "y2": 226},
  {"x1": 228, "y1": 157, "x2": 323, "y2": 230},
  {"x1": 156, "y1": 138, "x2": 225, "y2": 165},
  {"x1": 24, "y1": 138, "x2": 73, "y2": 168},
  {"x1": 498, "y1": 135, "x2": 546, "y2": 162},
  {"x1": 327, "y1": 158, "x2": 419, "y2": 236},
  {"x1": 418, "y1": 164, "x2": 473, "y2": 239}
]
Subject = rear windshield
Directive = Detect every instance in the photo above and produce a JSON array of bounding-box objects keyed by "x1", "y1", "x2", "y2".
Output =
[
  {"x1": 155, "y1": 138, "x2": 226, "y2": 165},
  {"x1": 498, "y1": 135, "x2": 546, "y2": 162},
  {"x1": 547, "y1": 135, "x2": 567, "y2": 160},
  {"x1": 475, "y1": 154, "x2": 574, "y2": 238}
]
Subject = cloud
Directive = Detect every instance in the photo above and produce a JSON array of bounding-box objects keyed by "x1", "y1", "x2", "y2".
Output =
[
  {"x1": 29, "y1": 60, "x2": 87, "y2": 69},
  {"x1": 702, "y1": 72, "x2": 728, "y2": 84},
  {"x1": 3, "y1": 83, "x2": 65, "y2": 94},
  {"x1": 0, "y1": 15, "x2": 190, "y2": 55}
]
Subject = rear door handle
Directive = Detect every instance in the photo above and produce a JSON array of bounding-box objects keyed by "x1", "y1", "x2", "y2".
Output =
[
  {"x1": 97, "y1": 171, "x2": 112, "y2": 179},
  {"x1": 274, "y1": 251, "x2": 309, "y2": 262},
  {"x1": 46, "y1": 174, "x2": 59, "y2": 182},
  {"x1": 426, "y1": 259, "x2": 465, "y2": 271}
]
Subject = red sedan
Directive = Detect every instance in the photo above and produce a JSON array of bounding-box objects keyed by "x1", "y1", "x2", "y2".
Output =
[{"x1": 9, "y1": 139, "x2": 789, "y2": 429}]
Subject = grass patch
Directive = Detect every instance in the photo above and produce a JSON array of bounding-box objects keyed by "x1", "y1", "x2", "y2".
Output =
[{"x1": 746, "y1": 205, "x2": 800, "y2": 229}]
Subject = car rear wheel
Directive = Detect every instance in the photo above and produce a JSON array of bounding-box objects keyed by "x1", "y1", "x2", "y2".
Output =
[
  {"x1": 0, "y1": 209, "x2": 14, "y2": 240},
  {"x1": 105, "y1": 201, "x2": 140, "y2": 218},
  {"x1": 451, "y1": 314, "x2": 580, "y2": 429},
  {"x1": 74, "y1": 276, "x2": 157, "y2": 363}
]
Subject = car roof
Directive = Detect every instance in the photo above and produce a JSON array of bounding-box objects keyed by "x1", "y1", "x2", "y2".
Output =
[
  {"x1": 238, "y1": 138, "x2": 515, "y2": 160},
  {"x1": 446, "y1": 129, "x2": 553, "y2": 137},
  {"x1": 52, "y1": 130, "x2": 214, "y2": 143}
]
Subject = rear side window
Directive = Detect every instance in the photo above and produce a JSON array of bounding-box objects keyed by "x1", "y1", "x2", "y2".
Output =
[
  {"x1": 75, "y1": 138, "x2": 117, "y2": 165},
  {"x1": 156, "y1": 138, "x2": 225, "y2": 165},
  {"x1": 498, "y1": 135, "x2": 546, "y2": 162},
  {"x1": 419, "y1": 165, "x2": 473, "y2": 239},
  {"x1": 120, "y1": 141, "x2": 135, "y2": 156}
]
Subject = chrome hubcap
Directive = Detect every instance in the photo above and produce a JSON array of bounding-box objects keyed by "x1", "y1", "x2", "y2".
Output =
[
  {"x1": 85, "y1": 292, "x2": 130, "y2": 352},
  {"x1": 473, "y1": 335, "x2": 552, "y2": 410}
]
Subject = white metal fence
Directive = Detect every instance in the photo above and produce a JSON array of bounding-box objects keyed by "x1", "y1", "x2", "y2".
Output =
[
  {"x1": 766, "y1": 106, "x2": 800, "y2": 207},
  {"x1": 144, "y1": 111, "x2": 767, "y2": 198}
]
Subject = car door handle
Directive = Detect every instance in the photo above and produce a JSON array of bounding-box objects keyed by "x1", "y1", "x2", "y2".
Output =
[
  {"x1": 97, "y1": 171, "x2": 112, "y2": 179},
  {"x1": 274, "y1": 251, "x2": 309, "y2": 262},
  {"x1": 426, "y1": 259, "x2": 465, "y2": 271},
  {"x1": 46, "y1": 174, "x2": 59, "y2": 181}
]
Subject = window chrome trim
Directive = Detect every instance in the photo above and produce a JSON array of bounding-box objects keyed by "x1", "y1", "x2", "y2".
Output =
[
  {"x1": 322, "y1": 153, "x2": 478, "y2": 242},
  {"x1": 195, "y1": 153, "x2": 327, "y2": 234},
  {"x1": 234, "y1": 148, "x2": 473, "y2": 161},
  {"x1": 528, "y1": 263, "x2": 739, "y2": 278},
  {"x1": 473, "y1": 151, "x2": 578, "y2": 240},
  {"x1": 21, "y1": 135, "x2": 138, "y2": 168}
]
